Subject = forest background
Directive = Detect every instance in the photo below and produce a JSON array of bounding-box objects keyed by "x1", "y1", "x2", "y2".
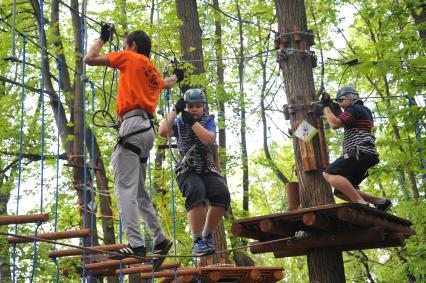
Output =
[{"x1": 0, "y1": 0, "x2": 425, "y2": 282}]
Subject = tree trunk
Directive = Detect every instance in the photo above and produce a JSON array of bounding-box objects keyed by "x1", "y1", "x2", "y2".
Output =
[
  {"x1": 410, "y1": 3, "x2": 426, "y2": 41},
  {"x1": 0, "y1": 170, "x2": 12, "y2": 283},
  {"x1": 235, "y1": 0, "x2": 250, "y2": 214},
  {"x1": 175, "y1": 0, "x2": 227, "y2": 265},
  {"x1": 275, "y1": 0, "x2": 346, "y2": 282}
]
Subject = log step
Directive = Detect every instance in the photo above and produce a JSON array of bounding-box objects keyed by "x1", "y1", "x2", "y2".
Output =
[
  {"x1": 8, "y1": 228, "x2": 91, "y2": 244},
  {"x1": 49, "y1": 243, "x2": 125, "y2": 258},
  {"x1": 0, "y1": 214, "x2": 49, "y2": 225}
]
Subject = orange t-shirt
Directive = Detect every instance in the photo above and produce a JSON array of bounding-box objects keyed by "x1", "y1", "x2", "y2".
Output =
[{"x1": 107, "y1": 51, "x2": 164, "y2": 116}]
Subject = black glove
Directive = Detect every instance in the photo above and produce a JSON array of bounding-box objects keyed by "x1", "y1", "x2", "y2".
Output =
[
  {"x1": 100, "y1": 23, "x2": 114, "y2": 43},
  {"x1": 173, "y1": 68, "x2": 184, "y2": 83},
  {"x1": 331, "y1": 101, "x2": 342, "y2": 116},
  {"x1": 320, "y1": 92, "x2": 332, "y2": 107},
  {"x1": 181, "y1": 110, "x2": 196, "y2": 126},
  {"x1": 174, "y1": 97, "x2": 186, "y2": 114}
]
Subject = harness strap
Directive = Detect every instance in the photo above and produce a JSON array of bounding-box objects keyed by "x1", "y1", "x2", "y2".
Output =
[{"x1": 116, "y1": 123, "x2": 153, "y2": 164}]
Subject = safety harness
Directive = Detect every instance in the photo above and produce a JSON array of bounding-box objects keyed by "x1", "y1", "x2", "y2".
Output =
[{"x1": 116, "y1": 109, "x2": 154, "y2": 164}]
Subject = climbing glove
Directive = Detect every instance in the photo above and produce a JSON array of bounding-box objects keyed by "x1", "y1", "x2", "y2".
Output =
[
  {"x1": 331, "y1": 101, "x2": 342, "y2": 116},
  {"x1": 173, "y1": 68, "x2": 185, "y2": 83},
  {"x1": 100, "y1": 23, "x2": 114, "y2": 43},
  {"x1": 181, "y1": 111, "x2": 196, "y2": 126},
  {"x1": 320, "y1": 92, "x2": 332, "y2": 107},
  {"x1": 174, "y1": 97, "x2": 186, "y2": 114}
]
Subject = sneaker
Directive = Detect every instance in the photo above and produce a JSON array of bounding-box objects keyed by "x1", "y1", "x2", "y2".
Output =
[
  {"x1": 192, "y1": 238, "x2": 213, "y2": 256},
  {"x1": 375, "y1": 199, "x2": 392, "y2": 212},
  {"x1": 153, "y1": 238, "x2": 173, "y2": 256},
  {"x1": 109, "y1": 245, "x2": 146, "y2": 260},
  {"x1": 203, "y1": 233, "x2": 215, "y2": 253},
  {"x1": 152, "y1": 239, "x2": 172, "y2": 271}
]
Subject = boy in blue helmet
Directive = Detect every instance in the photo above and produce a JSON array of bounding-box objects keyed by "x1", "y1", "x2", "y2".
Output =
[
  {"x1": 321, "y1": 86, "x2": 392, "y2": 211},
  {"x1": 159, "y1": 89, "x2": 231, "y2": 256}
]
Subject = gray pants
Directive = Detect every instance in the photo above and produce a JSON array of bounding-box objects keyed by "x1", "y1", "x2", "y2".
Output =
[{"x1": 112, "y1": 116, "x2": 166, "y2": 248}]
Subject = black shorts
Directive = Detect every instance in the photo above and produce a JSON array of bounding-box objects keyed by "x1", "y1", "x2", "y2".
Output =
[
  {"x1": 324, "y1": 152, "x2": 379, "y2": 187},
  {"x1": 176, "y1": 170, "x2": 231, "y2": 211}
]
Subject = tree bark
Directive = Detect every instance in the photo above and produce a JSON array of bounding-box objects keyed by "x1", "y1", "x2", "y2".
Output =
[{"x1": 275, "y1": 0, "x2": 345, "y2": 282}]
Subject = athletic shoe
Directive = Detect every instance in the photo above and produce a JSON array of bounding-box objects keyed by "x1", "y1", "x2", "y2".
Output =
[
  {"x1": 153, "y1": 238, "x2": 173, "y2": 256},
  {"x1": 375, "y1": 199, "x2": 392, "y2": 212},
  {"x1": 203, "y1": 233, "x2": 216, "y2": 253},
  {"x1": 109, "y1": 245, "x2": 146, "y2": 260},
  {"x1": 192, "y1": 238, "x2": 213, "y2": 256},
  {"x1": 152, "y1": 238, "x2": 172, "y2": 271}
]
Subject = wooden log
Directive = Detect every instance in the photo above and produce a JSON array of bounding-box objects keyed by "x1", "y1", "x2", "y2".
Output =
[
  {"x1": 302, "y1": 212, "x2": 337, "y2": 231},
  {"x1": 251, "y1": 227, "x2": 385, "y2": 254},
  {"x1": 116, "y1": 262, "x2": 181, "y2": 275},
  {"x1": 8, "y1": 228, "x2": 91, "y2": 244},
  {"x1": 0, "y1": 214, "x2": 49, "y2": 225},
  {"x1": 259, "y1": 219, "x2": 296, "y2": 237},
  {"x1": 337, "y1": 207, "x2": 416, "y2": 235},
  {"x1": 49, "y1": 244, "x2": 125, "y2": 258},
  {"x1": 87, "y1": 269, "x2": 117, "y2": 276},
  {"x1": 169, "y1": 274, "x2": 194, "y2": 283},
  {"x1": 231, "y1": 223, "x2": 277, "y2": 241},
  {"x1": 86, "y1": 257, "x2": 151, "y2": 270},
  {"x1": 208, "y1": 271, "x2": 221, "y2": 281},
  {"x1": 139, "y1": 268, "x2": 201, "y2": 279},
  {"x1": 273, "y1": 233, "x2": 406, "y2": 258},
  {"x1": 240, "y1": 269, "x2": 261, "y2": 283},
  {"x1": 261, "y1": 270, "x2": 284, "y2": 283},
  {"x1": 286, "y1": 182, "x2": 300, "y2": 211}
]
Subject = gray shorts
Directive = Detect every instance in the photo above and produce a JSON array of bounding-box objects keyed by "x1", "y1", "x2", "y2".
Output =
[{"x1": 176, "y1": 170, "x2": 230, "y2": 211}]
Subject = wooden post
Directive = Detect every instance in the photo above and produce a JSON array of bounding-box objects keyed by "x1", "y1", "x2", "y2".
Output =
[
  {"x1": 286, "y1": 182, "x2": 300, "y2": 210},
  {"x1": 274, "y1": 0, "x2": 345, "y2": 282}
]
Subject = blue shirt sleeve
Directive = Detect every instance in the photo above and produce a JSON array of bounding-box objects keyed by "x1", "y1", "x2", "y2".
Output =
[{"x1": 205, "y1": 117, "x2": 216, "y2": 133}]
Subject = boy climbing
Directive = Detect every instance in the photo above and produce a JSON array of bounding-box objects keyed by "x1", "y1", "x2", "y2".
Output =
[
  {"x1": 321, "y1": 86, "x2": 392, "y2": 211},
  {"x1": 158, "y1": 89, "x2": 231, "y2": 256},
  {"x1": 84, "y1": 23, "x2": 184, "y2": 268}
]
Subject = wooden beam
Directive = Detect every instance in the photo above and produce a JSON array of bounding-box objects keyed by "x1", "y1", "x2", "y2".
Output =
[
  {"x1": 259, "y1": 219, "x2": 296, "y2": 237},
  {"x1": 240, "y1": 269, "x2": 261, "y2": 283},
  {"x1": 86, "y1": 257, "x2": 151, "y2": 270},
  {"x1": 261, "y1": 270, "x2": 284, "y2": 283},
  {"x1": 251, "y1": 227, "x2": 385, "y2": 254},
  {"x1": 48, "y1": 244, "x2": 125, "y2": 258},
  {"x1": 115, "y1": 262, "x2": 181, "y2": 275},
  {"x1": 302, "y1": 212, "x2": 337, "y2": 231},
  {"x1": 0, "y1": 214, "x2": 49, "y2": 225},
  {"x1": 273, "y1": 233, "x2": 407, "y2": 258},
  {"x1": 337, "y1": 207, "x2": 415, "y2": 235},
  {"x1": 169, "y1": 274, "x2": 193, "y2": 283},
  {"x1": 8, "y1": 228, "x2": 90, "y2": 244},
  {"x1": 139, "y1": 268, "x2": 201, "y2": 279},
  {"x1": 231, "y1": 223, "x2": 277, "y2": 241}
]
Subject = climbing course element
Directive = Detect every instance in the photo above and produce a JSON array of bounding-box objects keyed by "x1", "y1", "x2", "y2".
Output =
[
  {"x1": 0, "y1": 214, "x2": 49, "y2": 225},
  {"x1": 232, "y1": 203, "x2": 415, "y2": 258}
]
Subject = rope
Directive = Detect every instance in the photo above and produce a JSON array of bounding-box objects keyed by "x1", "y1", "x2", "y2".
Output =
[
  {"x1": 13, "y1": 33, "x2": 27, "y2": 283},
  {"x1": 53, "y1": 58, "x2": 62, "y2": 283}
]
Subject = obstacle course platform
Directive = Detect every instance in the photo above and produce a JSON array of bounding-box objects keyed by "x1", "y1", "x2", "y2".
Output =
[{"x1": 231, "y1": 203, "x2": 415, "y2": 257}]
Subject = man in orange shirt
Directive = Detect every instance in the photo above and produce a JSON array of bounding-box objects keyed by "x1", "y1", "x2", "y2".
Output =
[{"x1": 84, "y1": 24, "x2": 183, "y2": 267}]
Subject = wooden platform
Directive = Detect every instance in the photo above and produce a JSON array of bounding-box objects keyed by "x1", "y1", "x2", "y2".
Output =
[
  {"x1": 155, "y1": 266, "x2": 284, "y2": 283},
  {"x1": 231, "y1": 203, "x2": 415, "y2": 257}
]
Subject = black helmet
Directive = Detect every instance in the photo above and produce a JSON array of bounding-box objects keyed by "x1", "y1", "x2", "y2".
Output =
[{"x1": 184, "y1": 88, "x2": 207, "y2": 103}]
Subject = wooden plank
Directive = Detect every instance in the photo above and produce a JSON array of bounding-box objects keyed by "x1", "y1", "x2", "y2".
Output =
[
  {"x1": 49, "y1": 244, "x2": 125, "y2": 258},
  {"x1": 259, "y1": 219, "x2": 297, "y2": 237},
  {"x1": 8, "y1": 228, "x2": 90, "y2": 244},
  {"x1": 274, "y1": 233, "x2": 406, "y2": 258},
  {"x1": 316, "y1": 118, "x2": 329, "y2": 168},
  {"x1": 250, "y1": 227, "x2": 385, "y2": 254},
  {"x1": 86, "y1": 257, "x2": 151, "y2": 270},
  {"x1": 139, "y1": 268, "x2": 201, "y2": 279},
  {"x1": 302, "y1": 212, "x2": 337, "y2": 231},
  {"x1": 260, "y1": 270, "x2": 284, "y2": 283},
  {"x1": 337, "y1": 207, "x2": 415, "y2": 235},
  {"x1": 0, "y1": 214, "x2": 49, "y2": 225},
  {"x1": 231, "y1": 223, "x2": 277, "y2": 241},
  {"x1": 115, "y1": 262, "x2": 181, "y2": 275}
]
